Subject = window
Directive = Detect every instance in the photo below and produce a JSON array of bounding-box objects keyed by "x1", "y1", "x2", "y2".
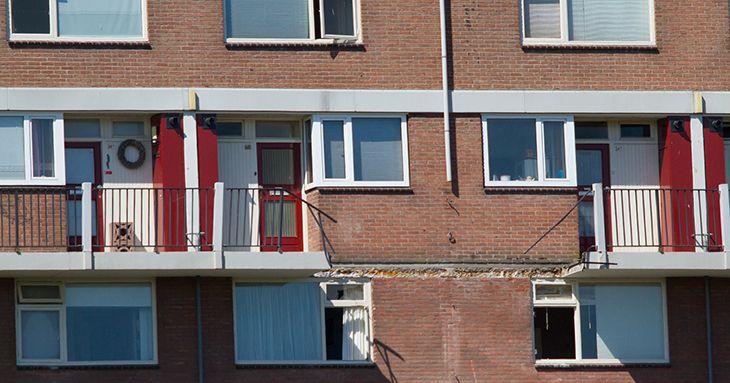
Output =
[
  {"x1": 16, "y1": 282, "x2": 156, "y2": 366},
  {"x1": 0, "y1": 115, "x2": 64, "y2": 185},
  {"x1": 483, "y1": 116, "x2": 576, "y2": 187},
  {"x1": 533, "y1": 281, "x2": 668, "y2": 364},
  {"x1": 64, "y1": 119, "x2": 101, "y2": 139},
  {"x1": 522, "y1": 0, "x2": 654, "y2": 45},
  {"x1": 112, "y1": 121, "x2": 146, "y2": 137},
  {"x1": 620, "y1": 124, "x2": 651, "y2": 139},
  {"x1": 256, "y1": 121, "x2": 301, "y2": 139},
  {"x1": 309, "y1": 116, "x2": 409, "y2": 187},
  {"x1": 575, "y1": 122, "x2": 608, "y2": 140},
  {"x1": 9, "y1": 0, "x2": 147, "y2": 41},
  {"x1": 224, "y1": 0, "x2": 359, "y2": 42},
  {"x1": 234, "y1": 281, "x2": 371, "y2": 364}
]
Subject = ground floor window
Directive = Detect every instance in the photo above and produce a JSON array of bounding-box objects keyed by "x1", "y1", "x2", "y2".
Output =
[
  {"x1": 234, "y1": 280, "x2": 371, "y2": 364},
  {"x1": 533, "y1": 280, "x2": 667, "y2": 364},
  {"x1": 16, "y1": 282, "x2": 156, "y2": 366}
]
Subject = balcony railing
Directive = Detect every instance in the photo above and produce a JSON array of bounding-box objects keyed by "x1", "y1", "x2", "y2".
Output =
[
  {"x1": 589, "y1": 183, "x2": 730, "y2": 254},
  {"x1": 0, "y1": 183, "x2": 336, "y2": 260}
]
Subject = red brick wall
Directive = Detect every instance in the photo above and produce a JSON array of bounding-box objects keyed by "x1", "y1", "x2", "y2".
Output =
[
  {"x1": 0, "y1": 191, "x2": 68, "y2": 252},
  {"x1": 307, "y1": 115, "x2": 580, "y2": 263},
  {"x1": 0, "y1": 276, "x2": 722, "y2": 382}
]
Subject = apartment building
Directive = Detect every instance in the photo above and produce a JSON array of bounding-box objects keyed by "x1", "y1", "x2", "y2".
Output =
[{"x1": 0, "y1": 0, "x2": 729, "y2": 382}]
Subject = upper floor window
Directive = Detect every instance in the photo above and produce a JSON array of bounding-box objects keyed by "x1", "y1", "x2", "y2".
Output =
[
  {"x1": 0, "y1": 115, "x2": 65, "y2": 185},
  {"x1": 224, "y1": 0, "x2": 359, "y2": 42},
  {"x1": 482, "y1": 116, "x2": 576, "y2": 187},
  {"x1": 307, "y1": 115, "x2": 409, "y2": 188},
  {"x1": 9, "y1": 0, "x2": 147, "y2": 42},
  {"x1": 521, "y1": 0, "x2": 654, "y2": 46}
]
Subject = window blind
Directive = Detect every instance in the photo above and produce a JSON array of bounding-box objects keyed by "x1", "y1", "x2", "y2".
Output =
[
  {"x1": 226, "y1": 0, "x2": 310, "y2": 39},
  {"x1": 524, "y1": 0, "x2": 561, "y2": 38},
  {"x1": 568, "y1": 0, "x2": 650, "y2": 42},
  {"x1": 57, "y1": 0, "x2": 143, "y2": 37}
]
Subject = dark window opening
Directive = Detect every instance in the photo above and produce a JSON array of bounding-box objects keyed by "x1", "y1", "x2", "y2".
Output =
[
  {"x1": 620, "y1": 124, "x2": 651, "y2": 138},
  {"x1": 575, "y1": 122, "x2": 609, "y2": 140},
  {"x1": 533, "y1": 307, "x2": 575, "y2": 360},
  {"x1": 325, "y1": 307, "x2": 344, "y2": 360},
  {"x1": 11, "y1": 0, "x2": 50, "y2": 34}
]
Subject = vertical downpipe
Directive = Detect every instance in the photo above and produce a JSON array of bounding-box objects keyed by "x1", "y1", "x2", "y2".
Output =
[
  {"x1": 439, "y1": 0, "x2": 452, "y2": 182},
  {"x1": 196, "y1": 276, "x2": 204, "y2": 383},
  {"x1": 705, "y1": 276, "x2": 713, "y2": 383}
]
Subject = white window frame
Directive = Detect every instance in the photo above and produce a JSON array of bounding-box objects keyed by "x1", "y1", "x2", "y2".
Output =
[
  {"x1": 520, "y1": 0, "x2": 656, "y2": 47},
  {"x1": 482, "y1": 115, "x2": 576, "y2": 187},
  {"x1": 8, "y1": 0, "x2": 149, "y2": 43},
  {"x1": 224, "y1": 0, "x2": 361, "y2": 44},
  {"x1": 532, "y1": 279, "x2": 669, "y2": 366},
  {"x1": 233, "y1": 279, "x2": 373, "y2": 366},
  {"x1": 309, "y1": 114, "x2": 410, "y2": 188},
  {"x1": 0, "y1": 113, "x2": 65, "y2": 186},
  {"x1": 15, "y1": 281, "x2": 158, "y2": 367}
]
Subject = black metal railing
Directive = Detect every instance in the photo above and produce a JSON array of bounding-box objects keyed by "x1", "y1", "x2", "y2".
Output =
[
  {"x1": 93, "y1": 187, "x2": 213, "y2": 251},
  {"x1": 0, "y1": 187, "x2": 82, "y2": 250},
  {"x1": 606, "y1": 188, "x2": 722, "y2": 251},
  {"x1": 223, "y1": 187, "x2": 336, "y2": 261}
]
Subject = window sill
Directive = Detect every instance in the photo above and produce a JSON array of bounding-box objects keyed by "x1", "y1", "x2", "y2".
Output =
[
  {"x1": 225, "y1": 39, "x2": 365, "y2": 51},
  {"x1": 9, "y1": 39, "x2": 151, "y2": 49},
  {"x1": 522, "y1": 43, "x2": 658, "y2": 52},
  {"x1": 535, "y1": 361, "x2": 670, "y2": 369},
  {"x1": 17, "y1": 363, "x2": 159, "y2": 370},
  {"x1": 306, "y1": 186, "x2": 414, "y2": 195},
  {"x1": 236, "y1": 362, "x2": 376, "y2": 369}
]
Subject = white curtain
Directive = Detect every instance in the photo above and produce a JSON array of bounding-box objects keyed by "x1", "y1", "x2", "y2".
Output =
[
  {"x1": 235, "y1": 283, "x2": 324, "y2": 361},
  {"x1": 568, "y1": 0, "x2": 651, "y2": 41},
  {"x1": 57, "y1": 0, "x2": 143, "y2": 37},
  {"x1": 341, "y1": 307, "x2": 369, "y2": 361},
  {"x1": 524, "y1": 0, "x2": 561, "y2": 38}
]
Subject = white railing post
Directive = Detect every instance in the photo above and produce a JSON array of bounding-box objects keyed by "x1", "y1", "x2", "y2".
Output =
[
  {"x1": 81, "y1": 182, "x2": 93, "y2": 269},
  {"x1": 212, "y1": 182, "x2": 224, "y2": 268},
  {"x1": 719, "y1": 184, "x2": 730, "y2": 252},
  {"x1": 592, "y1": 183, "x2": 607, "y2": 257}
]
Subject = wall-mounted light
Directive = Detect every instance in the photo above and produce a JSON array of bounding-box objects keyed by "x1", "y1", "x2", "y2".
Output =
[
  {"x1": 151, "y1": 125, "x2": 159, "y2": 145},
  {"x1": 202, "y1": 115, "x2": 217, "y2": 130},
  {"x1": 710, "y1": 118, "x2": 723, "y2": 133},
  {"x1": 166, "y1": 115, "x2": 180, "y2": 130},
  {"x1": 671, "y1": 119, "x2": 684, "y2": 133}
]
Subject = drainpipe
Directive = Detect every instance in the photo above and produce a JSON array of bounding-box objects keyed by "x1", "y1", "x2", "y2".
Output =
[
  {"x1": 439, "y1": 0, "x2": 452, "y2": 182},
  {"x1": 705, "y1": 276, "x2": 713, "y2": 383},
  {"x1": 196, "y1": 276, "x2": 204, "y2": 383}
]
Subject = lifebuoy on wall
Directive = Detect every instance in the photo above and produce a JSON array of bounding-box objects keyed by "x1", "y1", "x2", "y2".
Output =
[{"x1": 117, "y1": 139, "x2": 146, "y2": 169}]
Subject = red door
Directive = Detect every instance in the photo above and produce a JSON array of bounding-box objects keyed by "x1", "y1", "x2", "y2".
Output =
[
  {"x1": 576, "y1": 144, "x2": 611, "y2": 253},
  {"x1": 257, "y1": 143, "x2": 303, "y2": 252},
  {"x1": 65, "y1": 142, "x2": 103, "y2": 250}
]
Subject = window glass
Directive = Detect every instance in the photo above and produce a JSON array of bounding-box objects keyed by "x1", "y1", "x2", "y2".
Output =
[
  {"x1": 535, "y1": 284, "x2": 572, "y2": 301},
  {"x1": 20, "y1": 285, "x2": 62, "y2": 301},
  {"x1": 487, "y1": 119, "x2": 538, "y2": 182},
  {"x1": 578, "y1": 200, "x2": 595, "y2": 236},
  {"x1": 57, "y1": 0, "x2": 143, "y2": 37},
  {"x1": 32, "y1": 119, "x2": 55, "y2": 178},
  {"x1": 11, "y1": 0, "x2": 50, "y2": 34},
  {"x1": 543, "y1": 121, "x2": 566, "y2": 179},
  {"x1": 326, "y1": 284, "x2": 364, "y2": 300},
  {"x1": 352, "y1": 118, "x2": 403, "y2": 182},
  {"x1": 620, "y1": 124, "x2": 651, "y2": 138},
  {"x1": 256, "y1": 121, "x2": 300, "y2": 138},
  {"x1": 21, "y1": 310, "x2": 61, "y2": 360},
  {"x1": 575, "y1": 122, "x2": 608, "y2": 139},
  {"x1": 576, "y1": 149, "x2": 603, "y2": 186},
  {"x1": 323, "y1": 121, "x2": 346, "y2": 179},
  {"x1": 323, "y1": 0, "x2": 355, "y2": 37},
  {"x1": 305, "y1": 120, "x2": 313, "y2": 184},
  {"x1": 568, "y1": 0, "x2": 651, "y2": 42},
  {"x1": 524, "y1": 0, "x2": 560, "y2": 38},
  {"x1": 235, "y1": 283, "x2": 324, "y2": 361},
  {"x1": 0, "y1": 117, "x2": 26, "y2": 180},
  {"x1": 112, "y1": 121, "x2": 145, "y2": 137},
  {"x1": 65, "y1": 284, "x2": 154, "y2": 362},
  {"x1": 216, "y1": 122, "x2": 243, "y2": 136},
  {"x1": 225, "y1": 0, "x2": 310, "y2": 39},
  {"x1": 65, "y1": 119, "x2": 101, "y2": 139}
]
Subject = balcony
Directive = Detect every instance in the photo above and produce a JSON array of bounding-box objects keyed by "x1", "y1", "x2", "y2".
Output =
[
  {"x1": 572, "y1": 183, "x2": 730, "y2": 277},
  {"x1": 0, "y1": 183, "x2": 334, "y2": 277}
]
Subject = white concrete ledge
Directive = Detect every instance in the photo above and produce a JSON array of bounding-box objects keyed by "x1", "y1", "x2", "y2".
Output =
[
  {"x1": 567, "y1": 251, "x2": 730, "y2": 278},
  {"x1": 1, "y1": 88, "x2": 190, "y2": 112}
]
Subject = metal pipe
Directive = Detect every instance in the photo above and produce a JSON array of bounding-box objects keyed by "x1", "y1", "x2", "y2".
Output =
[
  {"x1": 196, "y1": 276, "x2": 204, "y2": 383},
  {"x1": 705, "y1": 276, "x2": 713, "y2": 383},
  {"x1": 438, "y1": 0, "x2": 452, "y2": 182}
]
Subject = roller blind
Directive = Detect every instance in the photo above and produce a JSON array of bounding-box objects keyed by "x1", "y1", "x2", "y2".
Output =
[
  {"x1": 568, "y1": 0, "x2": 651, "y2": 41},
  {"x1": 524, "y1": 0, "x2": 561, "y2": 38},
  {"x1": 57, "y1": 0, "x2": 144, "y2": 37},
  {"x1": 226, "y1": 0, "x2": 310, "y2": 39}
]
